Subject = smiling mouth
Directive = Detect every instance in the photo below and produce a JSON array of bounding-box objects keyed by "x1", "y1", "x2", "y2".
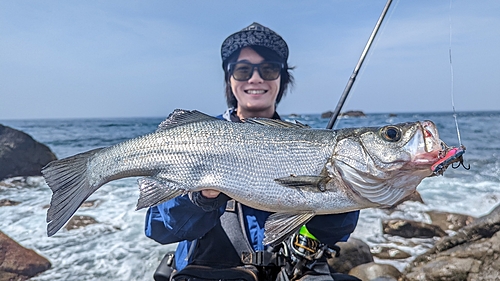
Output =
[{"x1": 245, "y1": 89, "x2": 267, "y2": 95}]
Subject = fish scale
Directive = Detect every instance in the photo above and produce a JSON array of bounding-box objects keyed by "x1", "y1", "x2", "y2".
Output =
[{"x1": 42, "y1": 109, "x2": 457, "y2": 244}]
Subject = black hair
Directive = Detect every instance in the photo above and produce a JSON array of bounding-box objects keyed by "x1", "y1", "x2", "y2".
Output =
[{"x1": 222, "y1": 45, "x2": 294, "y2": 108}]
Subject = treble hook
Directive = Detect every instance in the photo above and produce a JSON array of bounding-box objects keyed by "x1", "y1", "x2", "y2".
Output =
[
  {"x1": 431, "y1": 145, "x2": 470, "y2": 175},
  {"x1": 452, "y1": 154, "x2": 470, "y2": 170}
]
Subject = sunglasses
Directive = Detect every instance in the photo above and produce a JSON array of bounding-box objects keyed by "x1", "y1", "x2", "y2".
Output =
[{"x1": 228, "y1": 61, "x2": 284, "y2": 81}]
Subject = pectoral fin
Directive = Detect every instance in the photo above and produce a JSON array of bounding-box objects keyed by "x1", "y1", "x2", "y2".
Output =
[
  {"x1": 274, "y1": 175, "x2": 329, "y2": 192},
  {"x1": 136, "y1": 177, "x2": 185, "y2": 210},
  {"x1": 263, "y1": 212, "x2": 316, "y2": 246}
]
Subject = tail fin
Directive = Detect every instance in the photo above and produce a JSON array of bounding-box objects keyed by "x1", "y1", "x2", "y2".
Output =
[{"x1": 42, "y1": 148, "x2": 104, "y2": 236}]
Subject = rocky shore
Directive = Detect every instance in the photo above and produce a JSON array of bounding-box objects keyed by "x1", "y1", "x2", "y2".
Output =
[
  {"x1": 404, "y1": 204, "x2": 500, "y2": 281},
  {"x1": 326, "y1": 203, "x2": 500, "y2": 281}
]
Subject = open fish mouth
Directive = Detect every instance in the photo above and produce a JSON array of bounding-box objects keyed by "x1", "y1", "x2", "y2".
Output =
[
  {"x1": 422, "y1": 120, "x2": 441, "y2": 152},
  {"x1": 409, "y1": 120, "x2": 446, "y2": 165},
  {"x1": 410, "y1": 120, "x2": 467, "y2": 174}
]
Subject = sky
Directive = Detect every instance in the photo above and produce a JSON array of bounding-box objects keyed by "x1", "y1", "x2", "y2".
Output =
[{"x1": 1, "y1": 0, "x2": 499, "y2": 120}]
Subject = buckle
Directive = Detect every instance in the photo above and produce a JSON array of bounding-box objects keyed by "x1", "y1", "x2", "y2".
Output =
[
  {"x1": 225, "y1": 199, "x2": 236, "y2": 212},
  {"x1": 241, "y1": 251, "x2": 286, "y2": 267}
]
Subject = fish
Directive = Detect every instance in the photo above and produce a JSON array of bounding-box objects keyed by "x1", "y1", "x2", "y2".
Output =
[{"x1": 42, "y1": 109, "x2": 460, "y2": 245}]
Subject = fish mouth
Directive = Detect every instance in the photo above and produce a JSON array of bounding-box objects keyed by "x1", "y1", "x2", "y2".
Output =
[
  {"x1": 402, "y1": 120, "x2": 466, "y2": 176},
  {"x1": 409, "y1": 120, "x2": 445, "y2": 165}
]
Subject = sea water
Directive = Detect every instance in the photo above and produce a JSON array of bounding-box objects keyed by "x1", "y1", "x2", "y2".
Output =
[{"x1": 1, "y1": 111, "x2": 499, "y2": 279}]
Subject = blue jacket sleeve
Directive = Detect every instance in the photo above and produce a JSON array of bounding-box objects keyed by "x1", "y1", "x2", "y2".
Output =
[
  {"x1": 144, "y1": 193, "x2": 227, "y2": 244},
  {"x1": 305, "y1": 210, "x2": 360, "y2": 247}
]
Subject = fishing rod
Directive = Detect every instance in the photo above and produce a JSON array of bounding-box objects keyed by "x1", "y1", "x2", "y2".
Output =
[{"x1": 326, "y1": 0, "x2": 393, "y2": 129}]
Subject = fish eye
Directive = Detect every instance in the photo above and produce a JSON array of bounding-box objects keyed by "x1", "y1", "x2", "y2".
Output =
[{"x1": 381, "y1": 126, "x2": 401, "y2": 142}]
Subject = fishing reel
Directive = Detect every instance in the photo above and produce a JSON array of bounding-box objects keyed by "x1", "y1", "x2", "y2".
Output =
[{"x1": 284, "y1": 226, "x2": 340, "y2": 278}]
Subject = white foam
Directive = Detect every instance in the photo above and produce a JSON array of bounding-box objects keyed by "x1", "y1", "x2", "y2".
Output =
[{"x1": 0, "y1": 178, "x2": 176, "y2": 281}]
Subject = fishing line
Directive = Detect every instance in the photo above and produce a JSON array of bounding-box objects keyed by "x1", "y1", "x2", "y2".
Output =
[{"x1": 448, "y1": 0, "x2": 463, "y2": 146}]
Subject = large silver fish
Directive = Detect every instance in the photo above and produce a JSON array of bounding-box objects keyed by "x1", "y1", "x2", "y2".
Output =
[{"x1": 42, "y1": 109, "x2": 457, "y2": 245}]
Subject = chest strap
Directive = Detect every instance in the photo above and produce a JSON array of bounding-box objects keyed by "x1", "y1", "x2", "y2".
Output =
[
  {"x1": 222, "y1": 200, "x2": 286, "y2": 267},
  {"x1": 220, "y1": 200, "x2": 254, "y2": 257}
]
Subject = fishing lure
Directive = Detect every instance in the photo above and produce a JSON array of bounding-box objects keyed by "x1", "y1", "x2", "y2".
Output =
[{"x1": 432, "y1": 145, "x2": 470, "y2": 176}]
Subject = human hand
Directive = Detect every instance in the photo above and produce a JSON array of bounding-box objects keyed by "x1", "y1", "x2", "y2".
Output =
[
  {"x1": 190, "y1": 189, "x2": 229, "y2": 212},
  {"x1": 201, "y1": 189, "x2": 220, "y2": 199}
]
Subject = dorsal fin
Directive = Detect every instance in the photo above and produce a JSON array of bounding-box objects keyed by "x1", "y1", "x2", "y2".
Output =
[
  {"x1": 157, "y1": 109, "x2": 219, "y2": 132},
  {"x1": 244, "y1": 118, "x2": 310, "y2": 129}
]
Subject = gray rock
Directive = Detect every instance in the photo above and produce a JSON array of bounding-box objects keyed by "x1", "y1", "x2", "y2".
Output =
[
  {"x1": 382, "y1": 219, "x2": 446, "y2": 239},
  {"x1": 349, "y1": 262, "x2": 402, "y2": 281},
  {"x1": 433, "y1": 203, "x2": 500, "y2": 252},
  {"x1": 370, "y1": 278, "x2": 398, "y2": 281},
  {"x1": 405, "y1": 203, "x2": 500, "y2": 281},
  {"x1": 0, "y1": 124, "x2": 57, "y2": 180},
  {"x1": 405, "y1": 257, "x2": 481, "y2": 281},
  {"x1": 370, "y1": 246, "x2": 411, "y2": 260},
  {"x1": 328, "y1": 238, "x2": 374, "y2": 274}
]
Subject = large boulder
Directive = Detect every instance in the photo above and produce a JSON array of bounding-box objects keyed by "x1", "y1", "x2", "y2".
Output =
[
  {"x1": 0, "y1": 231, "x2": 51, "y2": 280},
  {"x1": 404, "y1": 204, "x2": 500, "y2": 281},
  {"x1": 328, "y1": 238, "x2": 374, "y2": 274},
  {"x1": 0, "y1": 124, "x2": 57, "y2": 180}
]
